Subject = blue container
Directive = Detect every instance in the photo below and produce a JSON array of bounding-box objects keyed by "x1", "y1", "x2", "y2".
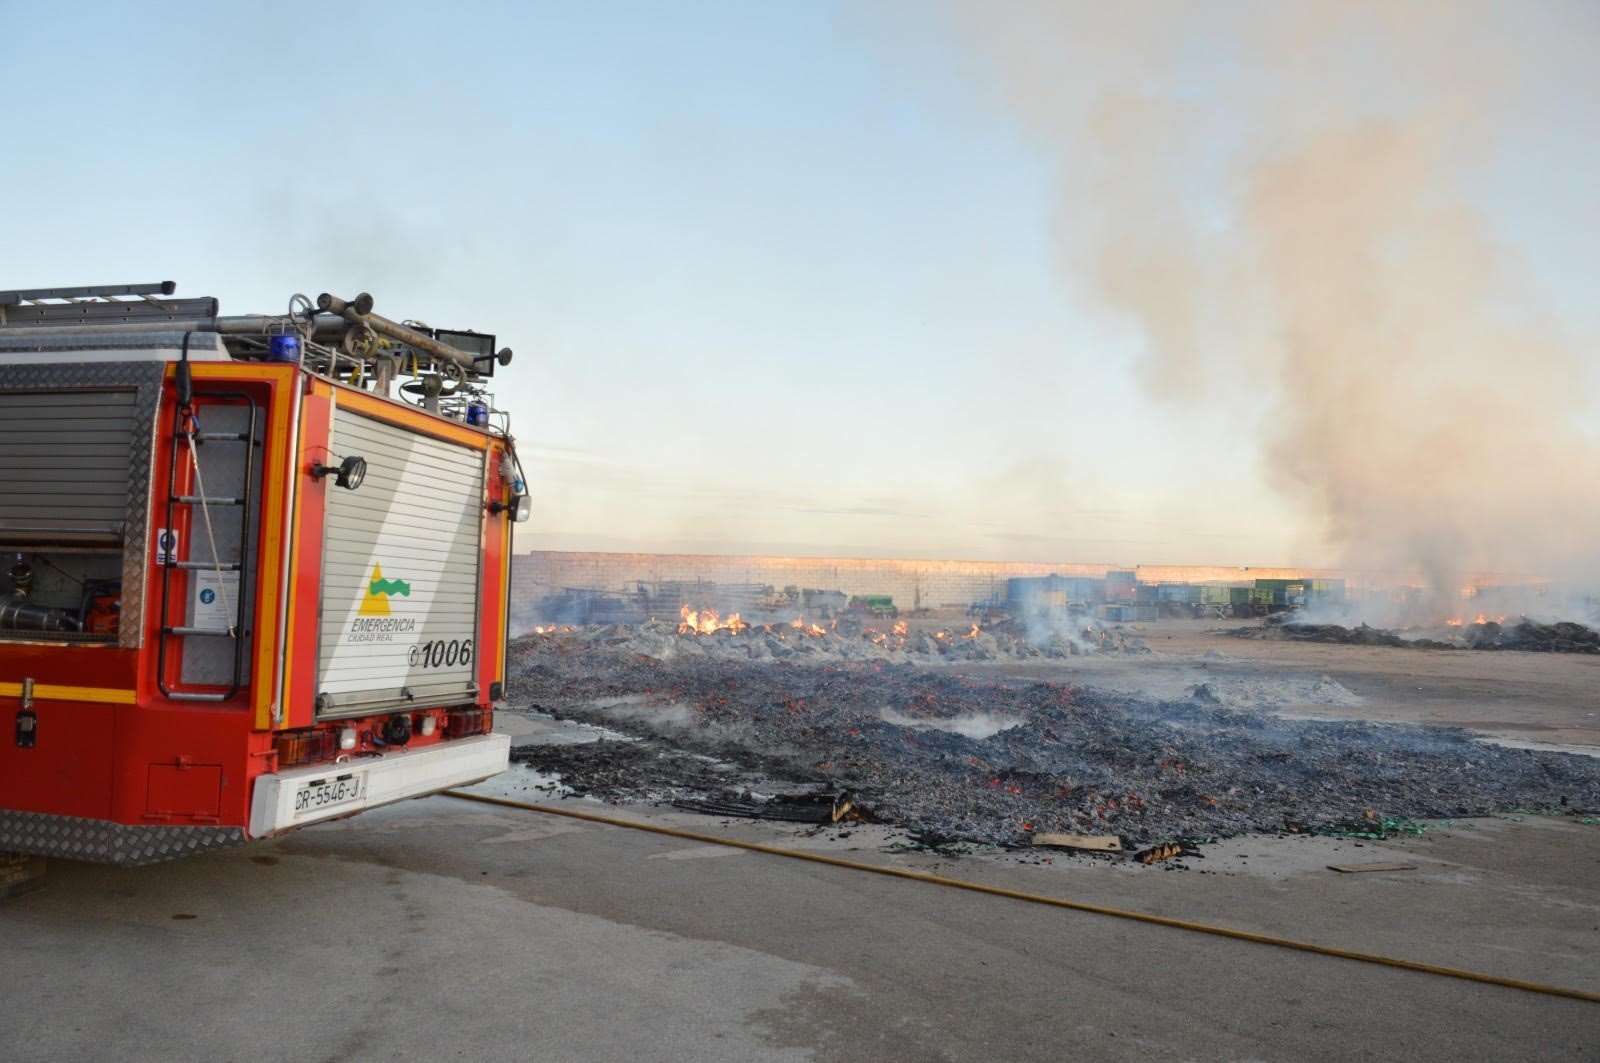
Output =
[
  {"x1": 267, "y1": 334, "x2": 301, "y2": 363},
  {"x1": 466, "y1": 402, "x2": 489, "y2": 427}
]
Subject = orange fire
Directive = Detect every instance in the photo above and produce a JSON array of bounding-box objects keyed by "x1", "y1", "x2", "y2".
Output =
[
  {"x1": 964, "y1": 623, "x2": 981, "y2": 638},
  {"x1": 790, "y1": 616, "x2": 828, "y2": 637},
  {"x1": 1444, "y1": 612, "x2": 1508, "y2": 629},
  {"x1": 866, "y1": 619, "x2": 908, "y2": 647},
  {"x1": 532, "y1": 624, "x2": 575, "y2": 635},
  {"x1": 679, "y1": 605, "x2": 748, "y2": 635}
]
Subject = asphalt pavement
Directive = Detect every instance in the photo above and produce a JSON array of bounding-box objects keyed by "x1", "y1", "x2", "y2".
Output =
[{"x1": 2, "y1": 762, "x2": 1597, "y2": 1062}]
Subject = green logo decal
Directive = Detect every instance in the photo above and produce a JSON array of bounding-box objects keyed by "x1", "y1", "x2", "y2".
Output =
[
  {"x1": 359, "y1": 564, "x2": 412, "y2": 618},
  {"x1": 370, "y1": 575, "x2": 412, "y2": 598}
]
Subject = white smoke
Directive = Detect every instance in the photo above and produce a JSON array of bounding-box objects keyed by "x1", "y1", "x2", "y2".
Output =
[{"x1": 899, "y1": 1, "x2": 1600, "y2": 618}]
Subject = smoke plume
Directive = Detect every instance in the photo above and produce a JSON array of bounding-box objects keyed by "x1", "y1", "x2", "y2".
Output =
[{"x1": 915, "y1": 1, "x2": 1600, "y2": 613}]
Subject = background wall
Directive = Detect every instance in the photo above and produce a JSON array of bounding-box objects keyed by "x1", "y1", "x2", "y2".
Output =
[{"x1": 511, "y1": 550, "x2": 1339, "y2": 619}]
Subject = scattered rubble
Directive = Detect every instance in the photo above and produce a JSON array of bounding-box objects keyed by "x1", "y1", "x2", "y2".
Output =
[
  {"x1": 1134, "y1": 842, "x2": 1190, "y2": 865},
  {"x1": 506, "y1": 632, "x2": 1600, "y2": 847},
  {"x1": 521, "y1": 616, "x2": 1150, "y2": 667}
]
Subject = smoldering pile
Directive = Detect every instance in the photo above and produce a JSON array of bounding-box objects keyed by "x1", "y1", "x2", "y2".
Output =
[
  {"x1": 1235, "y1": 617, "x2": 1600, "y2": 654},
  {"x1": 523, "y1": 616, "x2": 1149, "y2": 665},
  {"x1": 506, "y1": 635, "x2": 1600, "y2": 846}
]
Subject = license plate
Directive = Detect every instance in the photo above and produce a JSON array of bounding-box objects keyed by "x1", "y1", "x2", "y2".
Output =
[{"x1": 292, "y1": 772, "x2": 367, "y2": 818}]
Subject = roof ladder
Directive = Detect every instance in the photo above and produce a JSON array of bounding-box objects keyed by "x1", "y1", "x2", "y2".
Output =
[{"x1": 0, "y1": 281, "x2": 219, "y2": 327}]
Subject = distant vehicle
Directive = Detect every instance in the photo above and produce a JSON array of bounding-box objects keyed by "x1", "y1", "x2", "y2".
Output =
[
  {"x1": 848, "y1": 595, "x2": 898, "y2": 619},
  {"x1": 0, "y1": 281, "x2": 530, "y2": 865}
]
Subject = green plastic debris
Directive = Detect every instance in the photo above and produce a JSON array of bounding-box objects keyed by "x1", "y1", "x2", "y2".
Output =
[{"x1": 1315, "y1": 816, "x2": 1428, "y2": 840}]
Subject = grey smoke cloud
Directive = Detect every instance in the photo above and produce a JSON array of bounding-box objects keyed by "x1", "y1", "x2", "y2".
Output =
[{"x1": 910, "y1": 0, "x2": 1600, "y2": 605}]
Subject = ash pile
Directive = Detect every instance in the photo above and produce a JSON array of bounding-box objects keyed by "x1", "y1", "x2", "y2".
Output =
[
  {"x1": 1235, "y1": 616, "x2": 1600, "y2": 654},
  {"x1": 506, "y1": 632, "x2": 1600, "y2": 846}
]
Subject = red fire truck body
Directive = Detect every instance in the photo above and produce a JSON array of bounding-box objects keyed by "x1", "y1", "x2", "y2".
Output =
[{"x1": 0, "y1": 283, "x2": 525, "y2": 864}]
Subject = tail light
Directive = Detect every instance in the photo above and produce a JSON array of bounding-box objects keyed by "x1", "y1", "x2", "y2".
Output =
[
  {"x1": 446, "y1": 708, "x2": 488, "y2": 736},
  {"x1": 275, "y1": 728, "x2": 336, "y2": 768}
]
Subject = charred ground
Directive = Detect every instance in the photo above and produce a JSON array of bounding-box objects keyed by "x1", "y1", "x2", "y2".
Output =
[{"x1": 505, "y1": 629, "x2": 1600, "y2": 846}]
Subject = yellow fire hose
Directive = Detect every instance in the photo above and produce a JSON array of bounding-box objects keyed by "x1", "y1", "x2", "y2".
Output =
[{"x1": 445, "y1": 790, "x2": 1600, "y2": 1006}]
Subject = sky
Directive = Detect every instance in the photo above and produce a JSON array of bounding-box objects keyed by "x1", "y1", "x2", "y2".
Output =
[{"x1": 4, "y1": 1, "x2": 1596, "y2": 571}]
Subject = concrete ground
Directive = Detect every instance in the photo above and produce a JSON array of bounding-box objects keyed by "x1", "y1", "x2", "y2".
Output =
[
  {"x1": 5, "y1": 630, "x2": 1600, "y2": 1062},
  {"x1": 3, "y1": 751, "x2": 1598, "y2": 1061}
]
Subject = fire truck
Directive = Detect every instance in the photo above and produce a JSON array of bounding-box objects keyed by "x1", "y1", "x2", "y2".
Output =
[{"x1": 0, "y1": 282, "x2": 527, "y2": 865}]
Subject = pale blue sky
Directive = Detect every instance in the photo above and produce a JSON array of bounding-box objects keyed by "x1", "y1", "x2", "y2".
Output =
[{"x1": 5, "y1": 2, "x2": 1595, "y2": 568}]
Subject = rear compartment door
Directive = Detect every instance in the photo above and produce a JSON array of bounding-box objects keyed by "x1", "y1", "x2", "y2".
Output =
[
  {"x1": 316, "y1": 408, "x2": 485, "y2": 716},
  {"x1": 0, "y1": 388, "x2": 139, "y2": 545}
]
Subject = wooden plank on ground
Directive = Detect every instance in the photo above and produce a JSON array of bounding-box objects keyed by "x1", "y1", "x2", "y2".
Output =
[
  {"x1": 1327, "y1": 863, "x2": 1417, "y2": 874},
  {"x1": 1033, "y1": 833, "x2": 1123, "y2": 853}
]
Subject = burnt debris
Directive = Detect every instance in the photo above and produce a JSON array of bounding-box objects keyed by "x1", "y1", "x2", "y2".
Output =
[
  {"x1": 506, "y1": 632, "x2": 1600, "y2": 847},
  {"x1": 1236, "y1": 617, "x2": 1600, "y2": 654}
]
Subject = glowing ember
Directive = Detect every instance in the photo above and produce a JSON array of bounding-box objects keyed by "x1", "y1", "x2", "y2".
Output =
[
  {"x1": 964, "y1": 623, "x2": 981, "y2": 638},
  {"x1": 678, "y1": 605, "x2": 748, "y2": 635},
  {"x1": 532, "y1": 624, "x2": 575, "y2": 635}
]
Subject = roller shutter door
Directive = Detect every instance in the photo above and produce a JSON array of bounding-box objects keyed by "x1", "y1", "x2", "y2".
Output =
[
  {"x1": 0, "y1": 389, "x2": 137, "y2": 544},
  {"x1": 316, "y1": 409, "x2": 485, "y2": 715}
]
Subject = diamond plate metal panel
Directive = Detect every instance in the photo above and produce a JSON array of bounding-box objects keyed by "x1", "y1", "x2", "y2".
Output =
[
  {"x1": 0, "y1": 808, "x2": 245, "y2": 866},
  {"x1": 0, "y1": 360, "x2": 165, "y2": 649}
]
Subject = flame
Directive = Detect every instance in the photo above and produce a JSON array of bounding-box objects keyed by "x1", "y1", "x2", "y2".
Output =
[
  {"x1": 678, "y1": 605, "x2": 748, "y2": 635},
  {"x1": 532, "y1": 624, "x2": 574, "y2": 635},
  {"x1": 864, "y1": 618, "x2": 911, "y2": 648},
  {"x1": 964, "y1": 623, "x2": 980, "y2": 638},
  {"x1": 790, "y1": 616, "x2": 827, "y2": 637},
  {"x1": 1444, "y1": 612, "x2": 1509, "y2": 629}
]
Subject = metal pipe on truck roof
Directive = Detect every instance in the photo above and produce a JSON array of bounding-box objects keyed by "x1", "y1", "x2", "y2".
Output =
[{"x1": 316, "y1": 292, "x2": 477, "y2": 371}]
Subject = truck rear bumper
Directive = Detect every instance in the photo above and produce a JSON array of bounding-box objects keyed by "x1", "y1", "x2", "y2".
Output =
[{"x1": 248, "y1": 733, "x2": 511, "y2": 838}]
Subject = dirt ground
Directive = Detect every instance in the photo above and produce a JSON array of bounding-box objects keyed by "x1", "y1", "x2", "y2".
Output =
[{"x1": 973, "y1": 618, "x2": 1600, "y2": 750}]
